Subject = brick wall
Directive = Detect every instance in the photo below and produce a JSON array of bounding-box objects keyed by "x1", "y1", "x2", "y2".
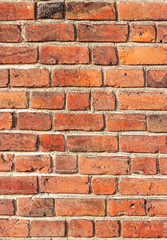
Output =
[{"x1": 0, "y1": 0, "x2": 167, "y2": 238}]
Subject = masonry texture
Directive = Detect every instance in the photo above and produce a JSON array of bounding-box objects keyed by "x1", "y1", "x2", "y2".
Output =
[{"x1": 0, "y1": 0, "x2": 167, "y2": 239}]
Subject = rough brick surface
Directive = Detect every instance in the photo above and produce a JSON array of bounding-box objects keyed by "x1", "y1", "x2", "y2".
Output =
[{"x1": 1, "y1": 1, "x2": 167, "y2": 239}]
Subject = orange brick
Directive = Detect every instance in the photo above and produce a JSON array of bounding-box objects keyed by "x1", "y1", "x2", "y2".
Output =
[
  {"x1": 0, "y1": 47, "x2": 37, "y2": 64},
  {"x1": 18, "y1": 112, "x2": 51, "y2": 131},
  {"x1": 157, "y1": 24, "x2": 167, "y2": 43},
  {"x1": 106, "y1": 114, "x2": 146, "y2": 131},
  {"x1": 55, "y1": 154, "x2": 77, "y2": 174},
  {"x1": 10, "y1": 68, "x2": 49, "y2": 87},
  {"x1": 31, "y1": 221, "x2": 65, "y2": 237},
  {"x1": 0, "y1": 24, "x2": 22, "y2": 42},
  {"x1": 95, "y1": 221, "x2": 119, "y2": 238},
  {"x1": 15, "y1": 155, "x2": 51, "y2": 173},
  {"x1": 25, "y1": 23, "x2": 74, "y2": 42},
  {"x1": 79, "y1": 156, "x2": 129, "y2": 175},
  {"x1": 108, "y1": 199, "x2": 146, "y2": 216},
  {"x1": 105, "y1": 69, "x2": 144, "y2": 88},
  {"x1": 92, "y1": 91, "x2": 115, "y2": 110},
  {"x1": 119, "y1": 178, "x2": 167, "y2": 195},
  {"x1": 18, "y1": 198, "x2": 54, "y2": 217},
  {"x1": 0, "y1": 69, "x2": 8, "y2": 87},
  {"x1": 119, "y1": 91, "x2": 167, "y2": 110},
  {"x1": 119, "y1": 46, "x2": 167, "y2": 65},
  {"x1": 159, "y1": 157, "x2": 167, "y2": 174},
  {"x1": 119, "y1": 2, "x2": 167, "y2": 20},
  {"x1": 92, "y1": 46, "x2": 117, "y2": 65},
  {"x1": 0, "y1": 154, "x2": 13, "y2": 172},
  {"x1": 0, "y1": 2, "x2": 34, "y2": 20},
  {"x1": 122, "y1": 221, "x2": 167, "y2": 238},
  {"x1": 146, "y1": 69, "x2": 167, "y2": 88},
  {"x1": 0, "y1": 219, "x2": 29, "y2": 237},
  {"x1": 68, "y1": 135, "x2": 118, "y2": 152},
  {"x1": 41, "y1": 176, "x2": 89, "y2": 194},
  {"x1": 130, "y1": 24, "x2": 155, "y2": 42},
  {"x1": 69, "y1": 220, "x2": 93, "y2": 237},
  {"x1": 0, "y1": 91, "x2": 27, "y2": 109},
  {"x1": 0, "y1": 112, "x2": 12, "y2": 130},
  {"x1": 92, "y1": 177, "x2": 116, "y2": 195},
  {"x1": 31, "y1": 92, "x2": 65, "y2": 109},
  {"x1": 40, "y1": 46, "x2": 89, "y2": 64},
  {"x1": 55, "y1": 198, "x2": 105, "y2": 216},
  {"x1": 0, "y1": 200, "x2": 14, "y2": 215},
  {"x1": 67, "y1": 92, "x2": 90, "y2": 110},
  {"x1": 148, "y1": 199, "x2": 167, "y2": 216},
  {"x1": 66, "y1": 2, "x2": 115, "y2": 20},
  {"x1": 78, "y1": 24, "x2": 128, "y2": 42},
  {"x1": 132, "y1": 157, "x2": 157, "y2": 175},
  {"x1": 120, "y1": 135, "x2": 167, "y2": 153},
  {"x1": 53, "y1": 69, "x2": 102, "y2": 87},
  {"x1": 40, "y1": 134, "x2": 65, "y2": 152},
  {"x1": 54, "y1": 113, "x2": 104, "y2": 131}
]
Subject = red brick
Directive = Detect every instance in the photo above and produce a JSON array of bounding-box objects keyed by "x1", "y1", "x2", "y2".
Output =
[
  {"x1": 119, "y1": 46, "x2": 167, "y2": 65},
  {"x1": 130, "y1": 25, "x2": 155, "y2": 42},
  {"x1": 55, "y1": 198, "x2": 105, "y2": 216},
  {"x1": 148, "y1": 199, "x2": 167, "y2": 216},
  {"x1": 0, "y1": 2, "x2": 34, "y2": 20},
  {"x1": 0, "y1": 200, "x2": 14, "y2": 215},
  {"x1": 120, "y1": 135, "x2": 167, "y2": 153},
  {"x1": 40, "y1": 46, "x2": 89, "y2": 64},
  {"x1": 18, "y1": 198, "x2": 54, "y2": 217},
  {"x1": 93, "y1": 177, "x2": 116, "y2": 195},
  {"x1": 92, "y1": 91, "x2": 115, "y2": 110},
  {"x1": 119, "y1": 91, "x2": 167, "y2": 110},
  {"x1": 69, "y1": 220, "x2": 93, "y2": 237},
  {"x1": 159, "y1": 157, "x2": 167, "y2": 174},
  {"x1": 119, "y1": 2, "x2": 167, "y2": 20},
  {"x1": 54, "y1": 113, "x2": 104, "y2": 131},
  {"x1": 0, "y1": 133, "x2": 37, "y2": 151},
  {"x1": 40, "y1": 134, "x2": 65, "y2": 152},
  {"x1": 95, "y1": 221, "x2": 119, "y2": 238},
  {"x1": 18, "y1": 112, "x2": 51, "y2": 130},
  {"x1": 108, "y1": 199, "x2": 146, "y2": 216},
  {"x1": 0, "y1": 219, "x2": 29, "y2": 237},
  {"x1": 122, "y1": 221, "x2": 167, "y2": 238},
  {"x1": 2, "y1": 153, "x2": 12, "y2": 172},
  {"x1": 79, "y1": 156, "x2": 129, "y2": 175},
  {"x1": 148, "y1": 115, "x2": 167, "y2": 132},
  {"x1": 67, "y1": 92, "x2": 89, "y2": 110},
  {"x1": 37, "y1": 2, "x2": 64, "y2": 19},
  {"x1": 157, "y1": 24, "x2": 167, "y2": 43},
  {"x1": 53, "y1": 69, "x2": 102, "y2": 87},
  {"x1": 92, "y1": 46, "x2": 117, "y2": 65},
  {"x1": 10, "y1": 68, "x2": 49, "y2": 87},
  {"x1": 0, "y1": 112, "x2": 12, "y2": 130},
  {"x1": 0, "y1": 47, "x2": 37, "y2": 64},
  {"x1": 146, "y1": 70, "x2": 167, "y2": 88},
  {"x1": 0, "y1": 176, "x2": 37, "y2": 194},
  {"x1": 105, "y1": 69, "x2": 144, "y2": 88},
  {"x1": 0, "y1": 91, "x2": 27, "y2": 109},
  {"x1": 68, "y1": 135, "x2": 118, "y2": 152},
  {"x1": 55, "y1": 154, "x2": 77, "y2": 173},
  {"x1": 41, "y1": 176, "x2": 89, "y2": 194},
  {"x1": 0, "y1": 69, "x2": 8, "y2": 87},
  {"x1": 66, "y1": 2, "x2": 115, "y2": 20},
  {"x1": 31, "y1": 92, "x2": 65, "y2": 109},
  {"x1": 25, "y1": 23, "x2": 74, "y2": 42},
  {"x1": 77, "y1": 24, "x2": 128, "y2": 42},
  {"x1": 0, "y1": 154, "x2": 13, "y2": 172},
  {"x1": 15, "y1": 155, "x2": 51, "y2": 173},
  {"x1": 132, "y1": 157, "x2": 157, "y2": 175},
  {"x1": 119, "y1": 178, "x2": 167, "y2": 195},
  {"x1": 0, "y1": 24, "x2": 22, "y2": 42},
  {"x1": 106, "y1": 114, "x2": 146, "y2": 131},
  {"x1": 31, "y1": 221, "x2": 65, "y2": 237}
]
